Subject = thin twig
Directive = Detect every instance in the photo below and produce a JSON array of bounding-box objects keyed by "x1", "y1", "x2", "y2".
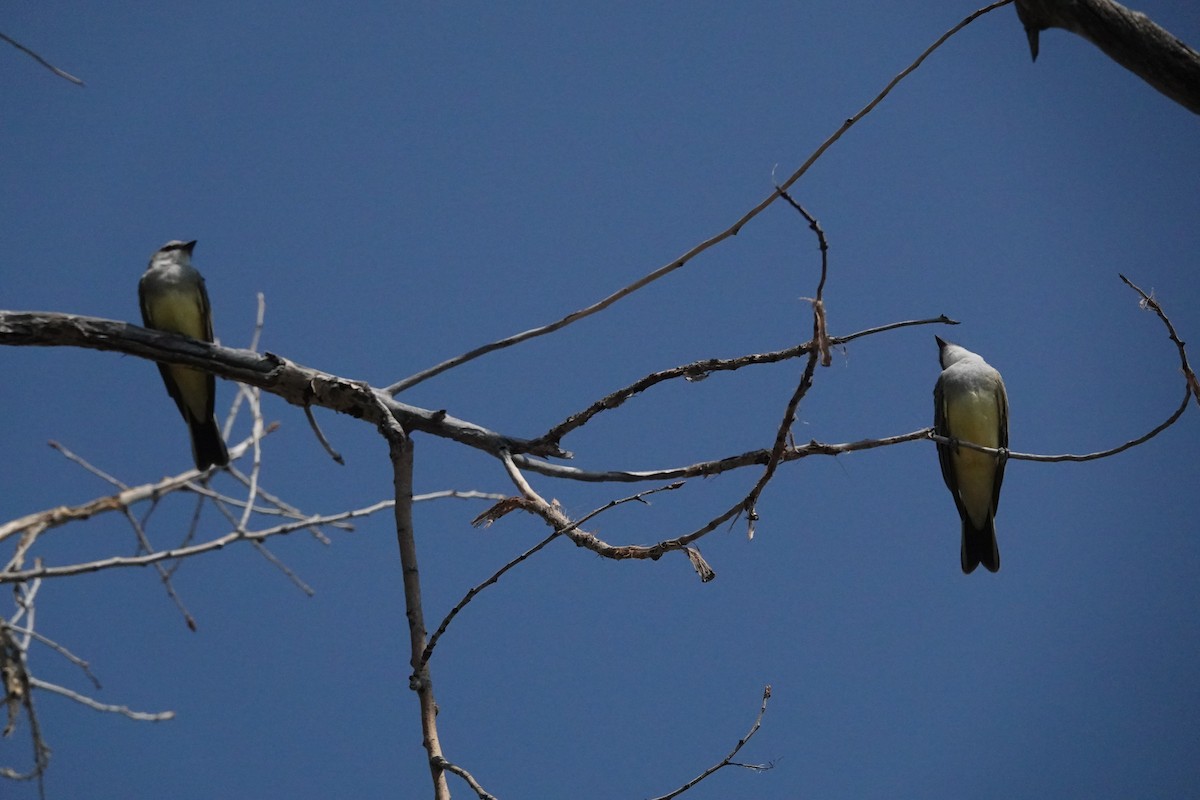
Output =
[
  {"x1": 196, "y1": 487, "x2": 312, "y2": 595},
  {"x1": 185, "y1": 480, "x2": 312, "y2": 522},
  {"x1": 47, "y1": 441, "x2": 128, "y2": 491},
  {"x1": 220, "y1": 292, "x2": 266, "y2": 439},
  {"x1": 0, "y1": 501, "x2": 394, "y2": 583},
  {"x1": 494, "y1": 449, "x2": 720, "y2": 579},
  {"x1": 237, "y1": 386, "x2": 265, "y2": 533},
  {"x1": 224, "y1": 465, "x2": 342, "y2": 541},
  {"x1": 304, "y1": 403, "x2": 345, "y2": 464},
  {"x1": 28, "y1": 678, "x2": 174, "y2": 721},
  {"x1": 648, "y1": 685, "x2": 775, "y2": 800},
  {"x1": 162, "y1": 491, "x2": 207, "y2": 583},
  {"x1": 421, "y1": 481, "x2": 682, "y2": 668},
  {"x1": 516, "y1": 427, "x2": 935, "y2": 486},
  {"x1": 929, "y1": 386, "x2": 1189, "y2": 462},
  {"x1": 743, "y1": 346, "x2": 821, "y2": 540},
  {"x1": 778, "y1": 188, "x2": 832, "y2": 366},
  {"x1": 413, "y1": 490, "x2": 508, "y2": 503},
  {"x1": 250, "y1": 541, "x2": 315, "y2": 596},
  {"x1": 122, "y1": 505, "x2": 198, "y2": 631},
  {"x1": 421, "y1": 529, "x2": 559, "y2": 668},
  {"x1": 384, "y1": 2, "x2": 1006, "y2": 396},
  {"x1": 737, "y1": 191, "x2": 832, "y2": 540},
  {"x1": 247, "y1": 293, "x2": 267, "y2": 354},
  {"x1": 0, "y1": 622, "x2": 101, "y2": 691},
  {"x1": 431, "y1": 757, "x2": 498, "y2": 800},
  {"x1": 533, "y1": 316, "x2": 952, "y2": 449},
  {"x1": 0, "y1": 32, "x2": 84, "y2": 85},
  {"x1": 1120, "y1": 274, "x2": 1199, "y2": 403},
  {"x1": 459, "y1": 441, "x2": 867, "y2": 572},
  {"x1": 927, "y1": 275, "x2": 1194, "y2": 462}
]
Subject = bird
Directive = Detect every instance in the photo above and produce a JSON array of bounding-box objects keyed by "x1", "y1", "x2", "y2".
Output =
[
  {"x1": 138, "y1": 240, "x2": 229, "y2": 470},
  {"x1": 933, "y1": 336, "x2": 1008, "y2": 574}
]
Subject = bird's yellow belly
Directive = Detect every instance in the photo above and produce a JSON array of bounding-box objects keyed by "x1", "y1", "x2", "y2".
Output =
[{"x1": 947, "y1": 390, "x2": 1000, "y2": 528}]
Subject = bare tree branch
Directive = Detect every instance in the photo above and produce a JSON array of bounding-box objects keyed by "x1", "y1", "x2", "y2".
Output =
[
  {"x1": 0, "y1": 501, "x2": 394, "y2": 584},
  {"x1": 649, "y1": 685, "x2": 775, "y2": 800},
  {"x1": 493, "y1": 450, "x2": 718, "y2": 580},
  {"x1": 374, "y1": 406, "x2": 450, "y2": 800},
  {"x1": 0, "y1": 311, "x2": 569, "y2": 460},
  {"x1": 431, "y1": 756, "x2": 498, "y2": 800},
  {"x1": 1120, "y1": 274, "x2": 1200, "y2": 402},
  {"x1": 0, "y1": 622, "x2": 100, "y2": 691},
  {"x1": 532, "y1": 316, "x2": 953, "y2": 451},
  {"x1": 28, "y1": 678, "x2": 173, "y2": 722},
  {"x1": 421, "y1": 481, "x2": 683, "y2": 668},
  {"x1": 927, "y1": 275, "x2": 1194, "y2": 462},
  {"x1": 304, "y1": 403, "x2": 345, "y2": 464},
  {"x1": 1014, "y1": 0, "x2": 1200, "y2": 113},
  {"x1": 383, "y1": 1, "x2": 1010, "y2": 396},
  {"x1": 0, "y1": 31, "x2": 84, "y2": 86}
]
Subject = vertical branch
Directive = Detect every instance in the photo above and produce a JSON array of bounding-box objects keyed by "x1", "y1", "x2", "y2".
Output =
[{"x1": 382, "y1": 417, "x2": 450, "y2": 800}]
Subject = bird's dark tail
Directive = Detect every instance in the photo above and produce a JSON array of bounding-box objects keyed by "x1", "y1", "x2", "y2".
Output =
[
  {"x1": 961, "y1": 519, "x2": 1000, "y2": 574},
  {"x1": 188, "y1": 415, "x2": 229, "y2": 471}
]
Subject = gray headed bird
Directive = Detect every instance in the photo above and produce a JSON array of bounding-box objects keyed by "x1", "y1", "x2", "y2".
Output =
[
  {"x1": 139, "y1": 240, "x2": 229, "y2": 470},
  {"x1": 933, "y1": 336, "x2": 1008, "y2": 573}
]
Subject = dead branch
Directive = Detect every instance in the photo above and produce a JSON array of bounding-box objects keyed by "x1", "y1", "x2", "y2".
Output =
[
  {"x1": 0, "y1": 501, "x2": 394, "y2": 584},
  {"x1": 927, "y1": 275, "x2": 1194, "y2": 462},
  {"x1": 383, "y1": 1, "x2": 1009, "y2": 396},
  {"x1": 374, "y1": 405, "x2": 450, "y2": 800},
  {"x1": 1014, "y1": 0, "x2": 1200, "y2": 113},
  {"x1": 0, "y1": 311, "x2": 568, "y2": 461},
  {"x1": 421, "y1": 482, "x2": 684, "y2": 668},
  {"x1": 648, "y1": 685, "x2": 775, "y2": 800},
  {"x1": 0, "y1": 31, "x2": 83, "y2": 86}
]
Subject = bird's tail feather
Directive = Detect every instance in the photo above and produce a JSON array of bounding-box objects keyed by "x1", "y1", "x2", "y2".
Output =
[
  {"x1": 961, "y1": 520, "x2": 1000, "y2": 574},
  {"x1": 188, "y1": 416, "x2": 229, "y2": 471}
]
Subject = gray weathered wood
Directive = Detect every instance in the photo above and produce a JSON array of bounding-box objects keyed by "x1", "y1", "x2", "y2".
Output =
[{"x1": 1015, "y1": 0, "x2": 1200, "y2": 113}]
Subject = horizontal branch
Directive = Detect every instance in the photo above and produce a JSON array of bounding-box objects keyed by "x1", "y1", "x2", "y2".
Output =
[
  {"x1": 0, "y1": 435, "x2": 266, "y2": 546},
  {"x1": 0, "y1": 311, "x2": 568, "y2": 460},
  {"x1": 514, "y1": 429, "x2": 934, "y2": 484},
  {"x1": 29, "y1": 678, "x2": 173, "y2": 722},
  {"x1": 0, "y1": 501, "x2": 394, "y2": 584}
]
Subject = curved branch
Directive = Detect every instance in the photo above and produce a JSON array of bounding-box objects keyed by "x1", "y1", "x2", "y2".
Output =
[
  {"x1": 1120, "y1": 274, "x2": 1199, "y2": 402},
  {"x1": 649, "y1": 686, "x2": 774, "y2": 800},
  {"x1": 28, "y1": 679, "x2": 173, "y2": 722},
  {"x1": 928, "y1": 274, "x2": 1194, "y2": 463},
  {"x1": 532, "y1": 316, "x2": 954, "y2": 450},
  {"x1": 929, "y1": 383, "x2": 1188, "y2": 463},
  {"x1": 421, "y1": 482, "x2": 683, "y2": 668},
  {"x1": 431, "y1": 757, "x2": 497, "y2": 800},
  {"x1": 384, "y1": 1, "x2": 1008, "y2": 396}
]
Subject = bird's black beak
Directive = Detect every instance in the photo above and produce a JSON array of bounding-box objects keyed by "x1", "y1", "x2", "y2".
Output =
[{"x1": 182, "y1": 240, "x2": 198, "y2": 254}]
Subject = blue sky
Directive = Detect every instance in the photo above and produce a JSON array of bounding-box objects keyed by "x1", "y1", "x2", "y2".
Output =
[{"x1": 2, "y1": 2, "x2": 1198, "y2": 798}]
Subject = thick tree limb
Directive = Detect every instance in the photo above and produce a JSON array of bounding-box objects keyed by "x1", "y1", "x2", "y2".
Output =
[
  {"x1": 1015, "y1": 0, "x2": 1200, "y2": 113},
  {"x1": 0, "y1": 311, "x2": 567, "y2": 460}
]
